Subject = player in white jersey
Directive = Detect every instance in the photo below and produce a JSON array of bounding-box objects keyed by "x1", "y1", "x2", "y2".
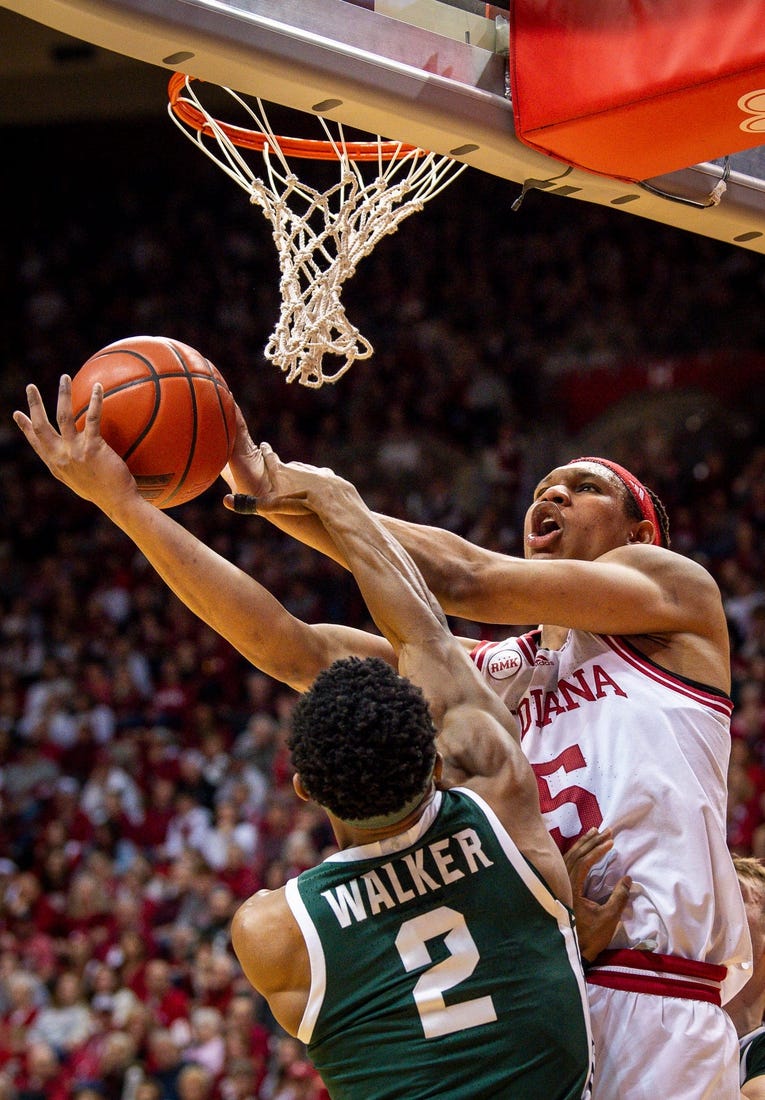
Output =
[
  {"x1": 470, "y1": 627, "x2": 746, "y2": 1097},
  {"x1": 221, "y1": 440, "x2": 752, "y2": 1100}
]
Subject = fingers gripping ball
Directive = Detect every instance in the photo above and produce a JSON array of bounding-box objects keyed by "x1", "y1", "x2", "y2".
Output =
[{"x1": 71, "y1": 336, "x2": 237, "y2": 509}]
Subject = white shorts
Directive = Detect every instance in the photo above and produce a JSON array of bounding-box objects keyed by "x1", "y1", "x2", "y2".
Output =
[{"x1": 588, "y1": 985, "x2": 739, "y2": 1099}]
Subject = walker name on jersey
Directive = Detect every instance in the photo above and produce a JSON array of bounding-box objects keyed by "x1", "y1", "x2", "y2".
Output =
[
  {"x1": 515, "y1": 664, "x2": 627, "y2": 736},
  {"x1": 321, "y1": 828, "x2": 494, "y2": 928}
]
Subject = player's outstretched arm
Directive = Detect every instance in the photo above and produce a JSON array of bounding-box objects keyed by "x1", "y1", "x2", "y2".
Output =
[
  {"x1": 255, "y1": 448, "x2": 571, "y2": 901},
  {"x1": 13, "y1": 378, "x2": 393, "y2": 692},
  {"x1": 223, "y1": 407, "x2": 477, "y2": 594},
  {"x1": 252, "y1": 445, "x2": 494, "y2": 719},
  {"x1": 224, "y1": 422, "x2": 723, "y2": 645}
]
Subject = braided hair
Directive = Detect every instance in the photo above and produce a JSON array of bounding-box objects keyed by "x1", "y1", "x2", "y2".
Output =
[{"x1": 624, "y1": 484, "x2": 671, "y2": 549}]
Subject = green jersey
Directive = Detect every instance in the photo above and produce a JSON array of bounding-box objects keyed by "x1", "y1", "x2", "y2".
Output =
[
  {"x1": 740, "y1": 1025, "x2": 765, "y2": 1087},
  {"x1": 285, "y1": 787, "x2": 593, "y2": 1099}
]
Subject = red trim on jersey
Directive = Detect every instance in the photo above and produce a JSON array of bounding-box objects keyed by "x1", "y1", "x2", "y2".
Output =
[
  {"x1": 469, "y1": 640, "x2": 496, "y2": 669},
  {"x1": 586, "y1": 949, "x2": 726, "y2": 1006},
  {"x1": 517, "y1": 630, "x2": 539, "y2": 664},
  {"x1": 470, "y1": 631, "x2": 539, "y2": 671},
  {"x1": 471, "y1": 630, "x2": 732, "y2": 718},
  {"x1": 602, "y1": 635, "x2": 733, "y2": 717}
]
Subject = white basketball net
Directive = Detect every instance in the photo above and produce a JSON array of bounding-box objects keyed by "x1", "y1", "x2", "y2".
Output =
[{"x1": 168, "y1": 77, "x2": 467, "y2": 387}]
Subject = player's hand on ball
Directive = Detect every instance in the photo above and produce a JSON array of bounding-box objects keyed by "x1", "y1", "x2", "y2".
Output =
[
  {"x1": 221, "y1": 405, "x2": 269, "y2": 499},
  {"x1": 227, "y1": 441, "x2": 348, "y2": 517},
  {"x1": 13, "y1": 375, "x2": 137, "y2": 509}
]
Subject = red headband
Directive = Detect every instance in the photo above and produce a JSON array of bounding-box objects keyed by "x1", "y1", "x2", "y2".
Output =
[{"x1": 570, "y1": 457, "x2": 663, "y2": 546}]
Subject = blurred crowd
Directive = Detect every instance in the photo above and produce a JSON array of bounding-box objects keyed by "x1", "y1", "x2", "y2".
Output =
[{"x1": 1, "y1": 114, "x2": 764, "y2": 1098}]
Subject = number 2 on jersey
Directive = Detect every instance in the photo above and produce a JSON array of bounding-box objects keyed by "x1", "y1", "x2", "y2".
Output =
[{"x1": 394, "y1": 905, "x2": 497, "y2": 1038}]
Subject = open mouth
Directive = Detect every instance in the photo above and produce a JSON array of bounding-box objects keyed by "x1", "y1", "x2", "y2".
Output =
[
  {"x1": 527, "y1": 502, "x2": 562, "y2": 547},
  {"x1": 537, "y1": 515, "x2": 560, "y2": 536}
]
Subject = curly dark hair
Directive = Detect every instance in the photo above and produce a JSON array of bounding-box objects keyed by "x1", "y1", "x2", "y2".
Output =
[{"x1": 289, "y1": 657, "x2": 437, "y2": 823}]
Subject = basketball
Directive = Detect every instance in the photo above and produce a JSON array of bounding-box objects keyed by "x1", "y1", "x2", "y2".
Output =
[{"x1": 70, "y1": 336, "x2": 237, "y2": 509}]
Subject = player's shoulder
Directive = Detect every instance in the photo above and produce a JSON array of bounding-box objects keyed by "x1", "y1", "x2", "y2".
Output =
[
  {"x1": 231, "y1": 886, "x2": 303, "y2": 977},
  {"x1": 601, "y1": 542, "x2": 721, "y2": 589},
  {"x1": 232, "y1": 887, "x2": 289, "y2": 942}
]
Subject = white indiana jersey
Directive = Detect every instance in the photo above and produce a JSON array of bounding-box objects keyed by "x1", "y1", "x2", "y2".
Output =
[{"x1": 471, "y1": 629, "x2": 751, "y2": 1003}]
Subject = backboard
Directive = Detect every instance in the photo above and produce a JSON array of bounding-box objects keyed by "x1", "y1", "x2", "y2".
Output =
[{"x1": 3, "y1": 0, "x2": 765, "y2": 254}]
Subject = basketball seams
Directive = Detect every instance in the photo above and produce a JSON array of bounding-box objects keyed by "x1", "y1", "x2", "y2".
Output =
[
  {"x1": 205, "y1": 358, "x2": 236, "y2": 453},
  {"x1": 71, "y1": 350, "x2": 160, "y2": 424},
  {"x1": 163, "y1": 339, "x2": 200, "y2": 508},
  {"x1": 71, "y1": 336, "x2": 235, "y2": 509},
  {"x1": 72, "y1": 372, "x2": 226, "y2": 423}
]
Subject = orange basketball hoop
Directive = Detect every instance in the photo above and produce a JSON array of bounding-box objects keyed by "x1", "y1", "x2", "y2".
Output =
[
  {"x1": 167, "y1": 74, "x2": 467, "y2": 387},
  {"x1": 168, "y1": 72, "x2": 426, "y2": 163}
]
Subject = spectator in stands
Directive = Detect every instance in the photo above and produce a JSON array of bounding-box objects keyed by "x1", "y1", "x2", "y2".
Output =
[
  {"x1": 728, "y1": 739, "x2": 765, "y2": 855},
  {"x1": 216, "y1": 840, "x2": 262, "y2": 901},
  {"x1": 27, "y1": 971, "x2": 94, "y2": 1062},
  {"x1": 223, "y1": 991, "x2": 270, "y2": 1070},
  {"x1": 182, "y1": 1006, "x2": 226, "y2": 1078},
  {"x1": 0, "y1": 970, "x2": 42, "y2": 1072},
  {"x1": 123, "y1": 1002, "x2": 153, "y2": 1069},
  {"x1": 69, "y1": 1029, "x2": 142, "y2": 1098},
  {"x1": 218, "y1": 1057, "x2": 260, "y2": 1100},
  {"x1": 214, "y1": 759, "x2": 269, "y2": 823},
  {"x1": 135, "y1": 1079, "x2": 163, "y2": 1100},
  {"x1": 231, "y1": 712, "x2": 279, "y2": 777},
  {"x1": 151, "y1": 853, "x2": 216, "y2": 948},
  {"x1": 145, "y1": 1028, "x2": 185, "y2": 1100},
  {"x1": 130, "y1": 775, "x2": 178, "y2": 858},
  {"x1": 60, "y1": 869, "x2": 113, "y2": 955},
  {"x1": 14, "y1": 1038, "x2": 69, "y2": 1100},
  {"x1": 149, "y1": 658, "x2": 195, "y2": 732},
  {"x1": 198, "y1": 800, "x2": 258, "y2": 873},
  {"x1": 107, "y1": 927, "x2": 151, "y2": 1001},
  {"x1": 192, "y1": 951, "x2": 238, "y2": 1016},
  {"x1": 79, "y1": 747, "x2": 143, "y2": 833},
  {"x1": 0, "y1": 1071, "x2": 15, "y2": 1100},
  {"x1": 142, "y1": 960, "x2": 190, "y2": 1036},
  {"x1": 86, "y1": 960, "x2": 141, "y2": 1029},
  {"x1": 195, "y1": 884, "x2": 236, "y2": 953},
  {"x1": 162, "y1": 789, "x2": 213, "y2": 863},
  {"x1": 176, "y1": 1063, "x2": 215, "y2": 1100}
]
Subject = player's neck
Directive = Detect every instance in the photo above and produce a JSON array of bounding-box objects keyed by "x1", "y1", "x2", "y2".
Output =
[{"x1": 330, "y1": 787, "x2": 437, "y2": 849}]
